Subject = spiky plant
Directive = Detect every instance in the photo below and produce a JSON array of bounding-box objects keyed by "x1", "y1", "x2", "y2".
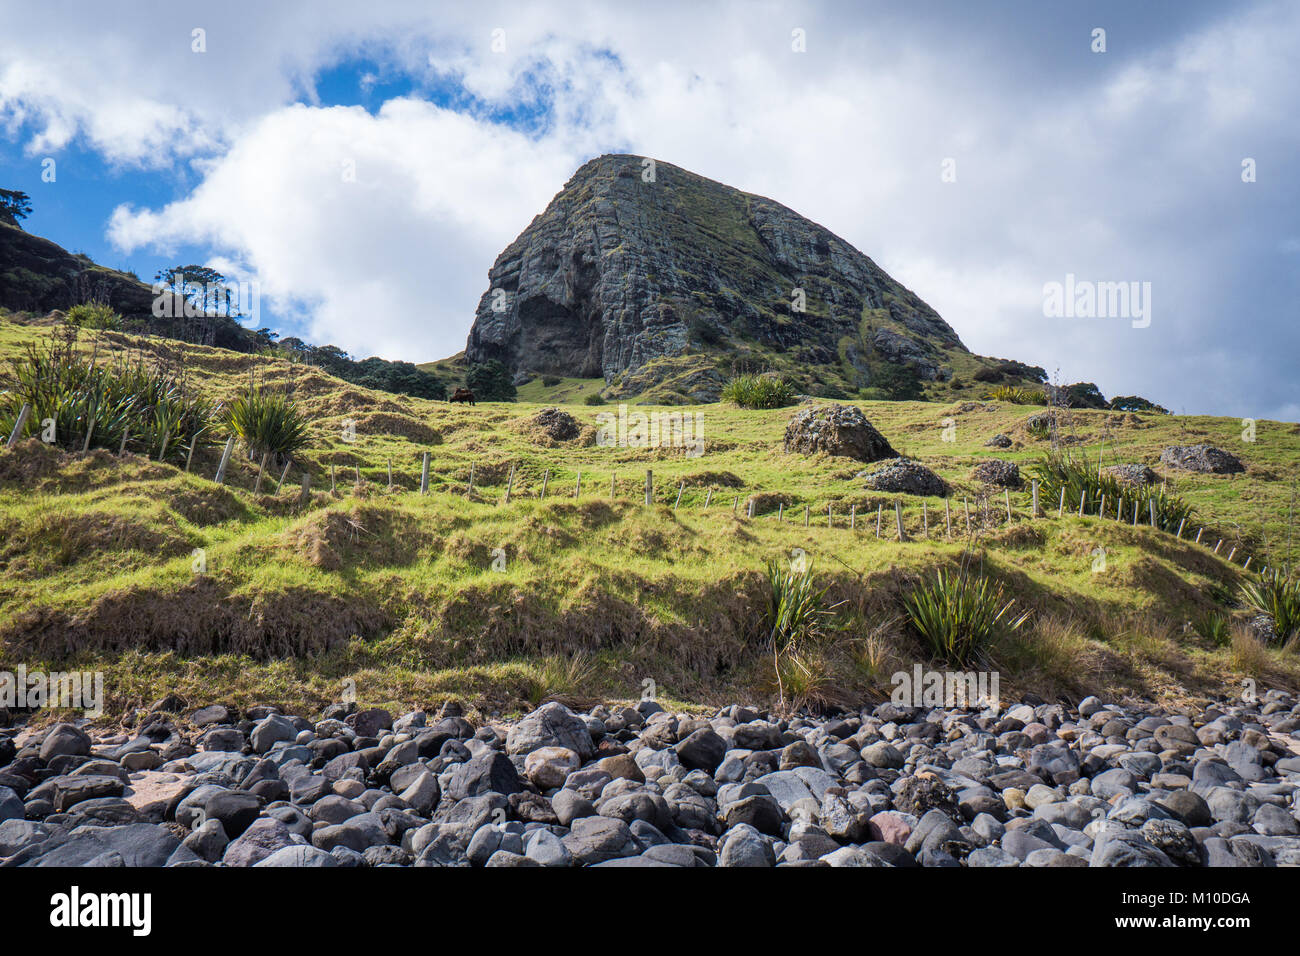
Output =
[
  {"x1": 1029, "y1": 454, "x2": 1194, "y2": 532},
  {"x1": 764, "y1": 559, "x2": 837, "y2": 705},
  {"x1": 1240, "y1": 569, "x2": 1300, "y2": 645},
  {"x1": 722, "y1": 373, "x2": 797, "y2": 409},
  {"x1": 225, "y1": 387, "x2": 310, "y2": 463},
  {"x1": 902, "y1": 567, "x2": 1029, "y2": 667}
]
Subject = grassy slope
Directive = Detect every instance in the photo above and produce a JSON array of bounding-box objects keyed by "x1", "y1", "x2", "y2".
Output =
[{"x1": 2, "y1": 316, "x2": 1297, "y2": 721}]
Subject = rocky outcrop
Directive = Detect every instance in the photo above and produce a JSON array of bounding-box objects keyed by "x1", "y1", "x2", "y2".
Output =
[
  {"x1": 783, "y1": 405, "x2": 897, "y2": 462},
  {"x1": 971, "y1": 460, "x2": 1021, "y2": 488},
  {"x1": 465, "y1": 154, "x2": 970, "y2": 392},
  {"x1": 531, "y1": 407, "x2": 580, "y2": 442},
  {"x1": 1160, "y1": 445, "x2": 1245, "y2": 474},
  {"x1": 1106, "y1": 464, "x2": 1159, "y2": 486},
  {"x1": 858, "y1": 458, "x2": 947, "y2": 497}
]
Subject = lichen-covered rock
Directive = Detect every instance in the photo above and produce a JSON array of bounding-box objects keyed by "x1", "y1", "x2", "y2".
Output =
[
  {"x1": 858, "y1": 458, "x2": 947, "y2": 497},
  {"x1": 784, "y1": 404, "x2": 897, "y2": 462},
  {"x1": 984, "y1": 433, "x2": 1012, "y2": 448},
  {"x1": 464, "y1": 154, "x2": 971, "y2": 393},
  {"x1": 531, "y1": 407, "x2": 580, "y2": 442},
  {"x1": 971, "y1": 459, "x2": 1021, "y2": 488},
  {"x1": 1159, "y1": 445, "x2": 1244, "y2": 474},
  {"x1": 1105, "y1": 463, "x2": 1159, "y2": 486}
]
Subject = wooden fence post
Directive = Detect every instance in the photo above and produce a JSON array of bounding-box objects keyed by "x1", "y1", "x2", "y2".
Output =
[
  {"x1": 748, "y1": 497, "x2": 755, "y2": 519},
  {"x1": 1058, "y1": 487, "x2": 1066, "y2": 518},
  {"x1": 850, "y1": 504, "x2": 856, "y2": 530},
  {"x1": 276, "y1": 459, "x2": 291, "y2": 493},
  {"x1": 5, "y1": 403, "x2": 30, "y2": 448},
  {"x1": 1098, "y1": 493, "x2": 1105, "y2": 521},
  {"x1": 895, "y1": 501, "x2": 907, "y2": 541},
  {"x1": 1078, "y1": 492, "x2": 1086, "y2": 518},
  {"x1": 1149, "y1": 499, "x2": 1157, "y2": 528},
  {"x1": 119, "y1": 428, "x2": 130, "y2": 457},
  {"x1": 674, "y1": 482, "x2": 685, "y2": 510},
  {"x1": 184, "y1": 438, "x2": 196, "y2": 473},
  {"x1": 922, "y1": 501, "x2": 928, "y2": 537},
  {"x1": 876, "y1": 504, "x2": 882, "y2": 539},
  {"x1": 611, "y1": 473, "x2": 616, "y2": 499},
  {"x1": 253, "y1": 451, "x2": 269, "y2": 494},
  {"x1": 705, "y1": 488, "x2": 713, "y2": 509},
  {"x1": 1195, "y1": 528, "x2": 1204, "y2": 544},
  {"x1": 964, "y1": 497, "x2": 971, "y2": 533},
  {"x1": 1005, "y1": 490, "x2": 1013, "y2": 522},
  {"x1": 1032, "y1": 479, "x2": 1039, "y2": 518},
  {"x1": 541, "y1": 469, "x2": 550, "y2": 500},
  {"x1": 1175, "y1": 517, "x2": 1186, "y2": 539},
  {"x1": 214, "y1": 436, "x2": 235, "y2": 485},
  {"x1": 420, "y1": 453, "x2": 429, "y2": 495},
  {"x1": 298, "y1": 472, "x2": 311, "y2": 507},
  {"x1": 574, "y1": 471, "x2": 581, "y2": 497},
  {"x1": 354, "y1": 465, "x2": 361, "y2": 487},
  {"x1": 645, "y1": 470, "x2": 652, "y2": 506},
  {"x1": 81, "y1": 403, "x2": 95, "y2": 453},
  {"x1": 803, "y1": 504, "x2": 809, "y2": 527},
  {"x1": 945, "y1": 499, "x2": 951, "y2": 537},
  {"x1": 828, "y1": 502, "x2": 833, "y2": 528},
  {"x1": 503, "y1": 463, "x2": 516, "y2": 504},
  {"x1": 468, "y1": 463, "x2": 475, "y2": 495},
  {"x1": 1243, "y1": 556, "x2": 1252, "y2": 571},
  {"x1": 387, "y1": 458, "x2": 393, "y2": 490},
  {"x1": 1213, "y1": 539, "x2": 1222, "y2": 554}
]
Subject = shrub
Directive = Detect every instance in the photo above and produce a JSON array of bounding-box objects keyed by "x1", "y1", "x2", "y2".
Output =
[
  {"x1": 985, "y1": 385, "x2": 1047, "y2": 405},
  {"x1": 583, "y1": 393, "x2": 607, "y2": 406},
  {"x1": 0, "y1": 326, "x2": 214, "y2": 460},
  {"x1": 465, "y1": 360, "x2": 516, "y2": 402},
  {"x1": 225, "y1": 387, "x2": 309, "y2": 462},
  {"x1": 1240, "y1": 570, "x2": 1300, "y2": 644},
  {"x1": 902, "y1": 568, "x2": 1029, "y2": 667},
  {"x1": 1193, "y1": 611, "x2": 1230, "y2": 646},
  {"x1": 541, "y1": 375, "x2": 562, "y2": 387},
  {"x1": 66, "y1": 303, "x2": 122, "y2": 330},
  {"x1": 1029, "y1": 454, "x2": 1195, "y2": 532},
  {"x1": 764, "y1": 559, "x2": 839, "y2": 705},
  {"x1": 871, "y1": 364, "x2": 924, "y2": 401},
  {"x1": 721, "y1": 373, "x2": 796, "y2": 409}
]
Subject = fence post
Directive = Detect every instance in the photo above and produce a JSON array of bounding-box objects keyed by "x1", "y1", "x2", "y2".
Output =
[
  {"x1": 468, "y1": 463, "x2": 475, "y2": 495},
  {"x1": 748, "y1": 497, "x2": 756, "y2": 519},
  {"x1": 1227, "y1": 545, "x2": 1237, "y2": 562},
  {"x1": 354, "y1": 465, "x2": 361, "y2": 488},
  {"x1": 1243, "y1": 556, "x2": 1252, "y2": 571},
  {"x1": 119, "y1": 428, "x2": 130, "y2": 457},
  {"x1": 574, "y1": 471, "x2": 581, "y2": 497},
  {"x1": 1175, "y1": 517, "x2": 1186, "y2": 539},
  {"x1": 922, "y1": 501, "x2": 928, "y2": 537},
  {"x1": 895, "y1": 501, "x2": 907, "y2": 541},
  {"x1": 1195, "y1": 528, "x2": 1204, "y2": 544},
  {"x1": 81, "y1": 402, "x2": 95, "y2": 453},
  {"x1": 778, "y1": 502, "x2": 783, "y2": 522},
  {"x1": 420, "y1": 453, "x2": 429, "y2": 495},
  {"x1": 803, "y1": 504, "x2": 809, "y2": 527},
  {"x1": 1098, "y1": 493, "x2": 1105, "y2": 521},
  {"x1": 298, "y1": 472, "x2": 311, "y2": 507},
  {"x1": 964, "y1": 497, "x2": 971, "y2": 533},
  {"x1": 611, "y1": 473, "x2": 616, "y2": 499},
  {"x1": 5, "y1": 403, "x2": 30, "y2": 448},
  {"x1": 945, "y1": 499, "x2": 951, "y2": 537},
  {"x1": 330, "y1": 465, "x2": 336, "y2": 493},
  {"x1": 157, "y1": 430, "x2": 170, "y2": 463},
  {"x1": 214, "y1": 436, "x2": 235, "y2": 485},
  {"x1": 876, "y1": 504, "x2": 882, "y2": 539},
  {"x1": 387, "y1": 458, "x2": 393, "y2": 490},
  {"x1": 1078, "y1": 492, "x2": 1086, "y2": 518},
  {"x1": 645, "y1": 470, "x2": 653, "y2": 506},
  {"x1": 1148, "y1": 499, "x2": 1157, "y2": 528},
  {"x1": 276, "y1": 459, "x2": 291, "y2": 493},
  {"x1": 541, "y1": 469, "x2": 550, "y2": 500},
  {"x1": 1213, "y1": 539, "x2": 1222, "y2": 554},
  {"x1": 503, "y1": 463, "x2": 516, "y2": 504},
  {"x1": 253, "y1": 451, "x2": 269, "y2": 494},
  {"x1": 705, "y1": 488, "x2": 713, "y2": 509},
  {"x1": 1005, "y1": 490, "x2": 1013, "y2": 523},
  {"x1": 1058, "y1": 487, "x2": 1066, "y2": 518},
  {"x1": 674, "y1": 482, "x2": 685, "y2": 510},
  {"x1": 850, "y1": 504, "x2": 856, "y2": 530}
]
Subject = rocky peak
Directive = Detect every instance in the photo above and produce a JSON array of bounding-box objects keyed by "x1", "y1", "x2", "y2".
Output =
[{"x1": 465, "y1": 154, "x2": 971, "y2": 398}]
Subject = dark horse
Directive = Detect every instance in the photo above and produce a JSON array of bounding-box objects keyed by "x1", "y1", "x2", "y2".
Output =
[{"x1": 449, "y1": 387, "x2": 476, "y2": 406}]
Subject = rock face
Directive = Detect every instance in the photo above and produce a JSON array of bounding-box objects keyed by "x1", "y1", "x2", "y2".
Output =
[
  {"x1": 1160, "y1": 445, "x2": 1245, "y2": 474},
  {"x1": 465, "y1": 154, "x2": 971, "y2": 393},
  {"x1": 784, "y1": 405, "x2": 897, "y2": 462},
  {"x1": 859, "y1": 459, "x2": 947, "y2": 497}
]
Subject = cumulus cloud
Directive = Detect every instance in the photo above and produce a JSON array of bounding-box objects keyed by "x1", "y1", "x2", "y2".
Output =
[{"x1": 4, "y1": 1, "x2": 1297, "y2": 417}]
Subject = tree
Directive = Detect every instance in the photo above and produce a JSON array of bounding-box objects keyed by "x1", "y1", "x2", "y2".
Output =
[
  {"x1": 153, "y1": 264, "x2": 231, "y2": 313},
  {"x1": 1109, "y1": 395, "x2": 1169, "y2": 414},
  {"x1": 466, "y1": 360, "x2": 516, "y2": 401},
  {"x1": 872, "y1": 363, "x2": 925, "y2": 401},
  {"x1": 0, "y1": 188, "x2": 32, "y2": 224}
]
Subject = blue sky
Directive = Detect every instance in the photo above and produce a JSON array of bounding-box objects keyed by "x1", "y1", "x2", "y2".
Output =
[{"x1": 0, "y1": 0, "x2": 1296, "y2": 420}]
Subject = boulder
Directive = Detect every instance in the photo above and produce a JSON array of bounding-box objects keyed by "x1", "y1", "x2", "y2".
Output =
[{"x1": 784, "y1": 404, "x2": 897, "y2": 462}]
